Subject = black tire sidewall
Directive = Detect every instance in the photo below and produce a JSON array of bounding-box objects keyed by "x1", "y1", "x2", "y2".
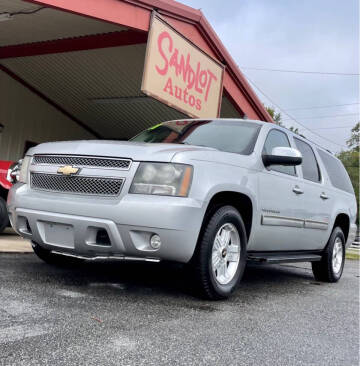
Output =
[
  {"x1": 202, "y1": 206, "x2": 247, "y2": 298},
  {"x1": 0, "y1": 197, "x2": 9, "y2": 233}
]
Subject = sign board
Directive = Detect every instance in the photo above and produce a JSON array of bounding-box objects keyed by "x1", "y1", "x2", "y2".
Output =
[{"x1": 141, "y1": 14, "x2": 225, "y2": 118}]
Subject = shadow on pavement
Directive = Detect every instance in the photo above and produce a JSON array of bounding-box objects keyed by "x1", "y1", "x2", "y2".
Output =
[{"x1": 8, "y1": 253, "x2": 316, "y2": 302}]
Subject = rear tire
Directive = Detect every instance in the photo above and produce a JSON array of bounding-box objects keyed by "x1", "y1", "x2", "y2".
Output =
[
  {"x1": 312, "y1": 227, "x2": 345, "y2": 282},
  {"x1": 192, "y1": 205, "x2": 247, "y2": 300},
  {"x1": 0, "y1": 197, "x2": 9, "y2": 234},
  {"x1": 32, "y1": 241, "x2": 83, "y2": 266}
]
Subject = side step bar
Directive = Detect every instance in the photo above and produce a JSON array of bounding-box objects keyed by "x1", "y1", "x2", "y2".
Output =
[
  {"x1": 51, "y1": 251, "x2": 161, "y2": 263},
  {"x1": 247, "y1": 253, "x2": 322, "y2": 264}
]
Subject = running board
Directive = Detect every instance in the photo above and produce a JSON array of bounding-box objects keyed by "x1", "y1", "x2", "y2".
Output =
[{"x1": 247, "y1": 253, "x2": 322, "y2": 264}]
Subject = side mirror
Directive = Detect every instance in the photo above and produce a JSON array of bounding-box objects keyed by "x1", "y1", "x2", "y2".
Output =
[{"x1": 262, "y1": 147, "x2": 302, "y2": 167}]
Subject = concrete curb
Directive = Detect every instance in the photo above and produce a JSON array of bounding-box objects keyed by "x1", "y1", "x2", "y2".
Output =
[
  {"x1": 0, "y1": 228, "x2": 33, "y2": 253},
  {"x1": 0, "y1": 244, "x2": 33, "y2": 254},
  {"x1": 0, "y1": 251, "x2": 33, "y2": 254}
]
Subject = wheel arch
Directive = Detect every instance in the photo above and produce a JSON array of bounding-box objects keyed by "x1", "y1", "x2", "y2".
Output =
[
  {"x1": 332, "y1": 213, "x2": 350, "y2": 242},
  {"x1": 201, "y1": 191, "x2": 254, "y2": 243}
]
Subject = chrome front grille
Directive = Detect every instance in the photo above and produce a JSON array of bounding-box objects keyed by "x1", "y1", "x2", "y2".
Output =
[
  {"x1": 31, "y1": 173, "x2": 123, "y2": 196},
  {"x1": 33, "y1": 155, "x2": 131, "y2": 170}
]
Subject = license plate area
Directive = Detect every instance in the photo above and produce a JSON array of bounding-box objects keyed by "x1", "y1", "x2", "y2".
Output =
[{"x1": 38, "y1": 221, "x2": 74, "y2": 248}]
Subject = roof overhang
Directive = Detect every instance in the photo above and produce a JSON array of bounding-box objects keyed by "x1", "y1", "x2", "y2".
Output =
[
  {"x1": 26, "y1": 0, "x2": 273, "y2": 122},
  {"x1": 0, "y1": 0, "x2": 272, "y2": 139}
]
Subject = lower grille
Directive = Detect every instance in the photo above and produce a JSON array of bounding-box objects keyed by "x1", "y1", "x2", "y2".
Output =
[{"x1": 31, "y1": 173, "x2": 123, "y2": 196}]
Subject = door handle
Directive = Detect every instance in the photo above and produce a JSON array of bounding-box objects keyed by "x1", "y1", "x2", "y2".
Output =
[
  {"x1": 320, "y1": 192, "x2": 329, "y2": 200},
  {"x1": 293, "y1": 186, "x2": 304, "y2": 195}
]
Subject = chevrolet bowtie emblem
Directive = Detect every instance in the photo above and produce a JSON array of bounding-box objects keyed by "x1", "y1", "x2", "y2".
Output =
[{"x1": 57, "y1": 165, "x2": 80, "y2": 176}]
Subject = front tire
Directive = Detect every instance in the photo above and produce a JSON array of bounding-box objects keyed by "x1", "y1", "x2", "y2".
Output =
[
  {"x1": 192, "y1": 205, "x2": 247, "y2": 300},
  {"x1": 0, "y1": 197, "x2": 9, "y2": 234},
  {"x1": 312, "y1": 227, "x2": 345, "y2": 282}
]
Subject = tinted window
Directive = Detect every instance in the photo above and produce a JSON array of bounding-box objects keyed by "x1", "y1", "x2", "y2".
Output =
[
  {"x1": 317, "y1": 149, "x2": 354, "y2": 194},
  {"x1": 294, "y1": 138, "x2": 321, "y2": 182},
  {"x1": 131, "y1": 120, "x2": 261, "y2": 155},
  {"x1": 263, "y1": 129, "x2": 296, "y2": 176}
]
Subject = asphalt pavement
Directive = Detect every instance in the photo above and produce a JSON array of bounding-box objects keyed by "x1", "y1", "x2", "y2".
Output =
[{"x1": 0, "y1": 254, "x2": 359, "y2": 366}]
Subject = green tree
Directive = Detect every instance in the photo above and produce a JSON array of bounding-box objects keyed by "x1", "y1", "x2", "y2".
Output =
[
  {"x1": 337, "y1": 122, "x2": 359, "y2": 224},
  {"x1": 265, "y1": 106, "x2": 282, "y2": 125},
  {"x1": 265, "y1": 106, "x2": 303, "y2": 136},
  {"x1": 346, "y1": 122, "x2": 359, "y2": 152},
  {"x1": 289, "y1": 126, "x2": 299, "y2": 134}
]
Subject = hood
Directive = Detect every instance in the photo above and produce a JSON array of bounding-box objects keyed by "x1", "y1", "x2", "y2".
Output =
[{"x1": 29, "y1": 140, "x2": 216, "y2": 162}]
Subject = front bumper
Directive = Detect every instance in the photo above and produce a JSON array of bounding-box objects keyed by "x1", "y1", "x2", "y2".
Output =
[{"x1": 8, "y1": 183, "x2": 205, "y2": 263}]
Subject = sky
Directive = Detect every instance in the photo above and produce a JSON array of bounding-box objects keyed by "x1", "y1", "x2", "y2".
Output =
[{"x1": 181, "y1": 0, "x2": 359, "y2": 153}]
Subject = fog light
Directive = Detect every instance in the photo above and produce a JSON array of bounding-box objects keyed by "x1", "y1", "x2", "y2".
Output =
[{"x1": 150, "y1": 234, "x2": 161, "y2": 249}]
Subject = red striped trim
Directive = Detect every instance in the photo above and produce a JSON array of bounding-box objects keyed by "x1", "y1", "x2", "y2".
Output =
[{"x1": 0, "y1": 30, "x2": 147, "y2": 59}]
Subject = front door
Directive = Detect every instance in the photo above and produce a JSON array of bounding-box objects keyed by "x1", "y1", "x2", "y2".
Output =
[{"x1": 250, "y1": 129, "x2": 306, "y2": 251}]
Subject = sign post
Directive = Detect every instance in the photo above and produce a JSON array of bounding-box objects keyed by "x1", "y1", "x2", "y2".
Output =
[{"x1": 141, "y1": 14, "x2": 225, "y2": 118}]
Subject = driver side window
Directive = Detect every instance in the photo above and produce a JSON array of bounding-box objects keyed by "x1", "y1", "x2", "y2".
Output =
[{"x1": 263, "y1": 129, "x2": 296, "y2": 176}]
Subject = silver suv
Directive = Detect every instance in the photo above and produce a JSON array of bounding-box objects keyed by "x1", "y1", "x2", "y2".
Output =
[{"x1": 8, "y1": 119, "x2": 357, "y2": 299}]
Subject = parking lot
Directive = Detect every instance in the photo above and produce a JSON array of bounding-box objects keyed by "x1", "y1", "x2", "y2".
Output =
[{"x1": 0, "y1": 244, "x2": 359, "y2": 366}]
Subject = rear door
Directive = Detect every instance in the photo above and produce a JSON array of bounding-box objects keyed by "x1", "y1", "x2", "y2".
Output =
[
  {"x1": 316, "y1": 148, "x2": 357, "y2": 246},
  {"x1": 251, "y1": 129, "x2": 306, "y2": 251},
  {"x1": 293, "y1": 137, "x2": 333, "y2": 249}
]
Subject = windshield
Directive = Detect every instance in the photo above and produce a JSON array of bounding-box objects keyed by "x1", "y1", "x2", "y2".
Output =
[{"x1": 131, "y1": 120, "x2": 262, "y2": 155}]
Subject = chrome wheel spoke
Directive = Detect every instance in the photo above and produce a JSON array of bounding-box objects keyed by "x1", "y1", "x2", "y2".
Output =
[
  {"x1": 227, "y1": 253, "x2": 239, "y2": 262},
  {"x1": 214, "y1": 237, "x2": 222, "y2": 251},
  {"x1": 212, "y1": 252, "x2": 221, "y2": 269},
  {"x1": 218, "y1": 261, "x2": 227, "y2": 278},
  {"x1": 228, "y1": 244, "x2": 239, "y2": 253},
  {"x1": 227, "y1": 245, "x2": 239, "y2": 262},
  {"x1": 220, "y1": 229, "x2": 231, "y2": 246}
]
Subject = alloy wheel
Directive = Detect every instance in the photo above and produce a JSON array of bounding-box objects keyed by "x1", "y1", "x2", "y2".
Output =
[
  {"x1": 332, "y1": 237, "x2": 344, "y2": 274},
  {"x1": 211, "y1": 223, "x2": 241, "y2": 285}
]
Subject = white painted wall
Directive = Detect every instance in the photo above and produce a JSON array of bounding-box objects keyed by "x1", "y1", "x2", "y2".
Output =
[{"x1": 0, "y1": 70, "x2": 93, "y2": 161}]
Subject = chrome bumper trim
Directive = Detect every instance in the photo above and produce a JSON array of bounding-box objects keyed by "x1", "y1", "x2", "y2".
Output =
[
  {"x1": 261, "y1": 214, "x2": 303, "y2": 228},
  {"x1": 262, "y1": 215, "x2": 328, "y2": 230},
  {"x1": 51, "y1": 250, "x2": 160, "y2": 263}
]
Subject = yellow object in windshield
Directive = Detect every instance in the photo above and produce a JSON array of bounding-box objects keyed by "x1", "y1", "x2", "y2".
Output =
[{"x1": 148, "y1": 123, "x2": 162, "y2": 131}]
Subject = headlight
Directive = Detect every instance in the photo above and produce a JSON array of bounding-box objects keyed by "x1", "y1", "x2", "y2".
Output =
[
  {"x1": 19, "y1": 156, "x2": 31, "y2": 184},
  {"x1": 130, "y1": 163, "x2": 193, "y2": 197}
]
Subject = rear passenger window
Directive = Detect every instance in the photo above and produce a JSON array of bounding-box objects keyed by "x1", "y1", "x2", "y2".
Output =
[
  {"x1": 294, "y1": 138, "x2": 321, "y2": 182},
  {"x1": 317, "y1": 149, "x2": 354, "y2": 194},
  {"x1": 263, "y1": 129, "x2": 296, "y2": 176}
]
